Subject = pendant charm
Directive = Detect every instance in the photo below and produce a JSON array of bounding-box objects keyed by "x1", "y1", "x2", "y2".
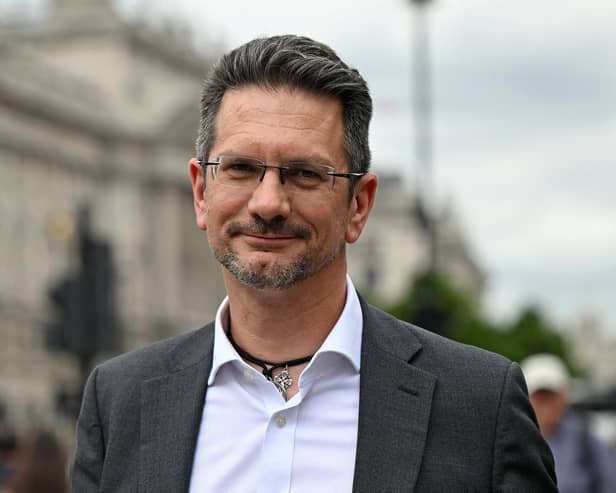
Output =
[{"x1": 273, "y1": 366, "x2": 293, "y2": 400}]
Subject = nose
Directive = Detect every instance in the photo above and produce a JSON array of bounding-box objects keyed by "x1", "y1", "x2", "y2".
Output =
[{"x1": 247, "y1": 167, "x2": 291, "y2": 222}]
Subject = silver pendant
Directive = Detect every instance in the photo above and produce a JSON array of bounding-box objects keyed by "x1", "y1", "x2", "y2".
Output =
[{"x1": 273, "y1": 366, "x2": 293, "y2": 400}]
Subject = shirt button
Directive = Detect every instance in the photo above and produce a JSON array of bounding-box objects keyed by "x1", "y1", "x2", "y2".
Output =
[
  {"x1": 274, "y1": 415, "x2": 287, "y2": 428},
  {"x1": 243, "y1": 369, "x2": 255, "y2": 381}
]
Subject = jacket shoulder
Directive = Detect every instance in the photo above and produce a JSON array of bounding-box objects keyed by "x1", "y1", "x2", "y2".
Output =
[
  {"x1": 363, "y1": 302, "x2": 513, "y2": 381},
  {"x1": 95, "y1": 322, "x2": 215, "y2": 383}
]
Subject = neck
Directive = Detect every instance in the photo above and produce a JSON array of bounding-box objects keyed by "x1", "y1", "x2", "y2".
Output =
[{"x1": 223, "y1": 264, "x2": 348, "y2": 362}]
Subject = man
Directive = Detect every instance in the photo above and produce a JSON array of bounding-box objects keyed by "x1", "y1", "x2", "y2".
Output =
[
  {"x1": 522, "y1": 353, "x2": 616, "y2": 493},
  {"x1": 72, "y1": 35, "x2": 556, "y2": 492}
]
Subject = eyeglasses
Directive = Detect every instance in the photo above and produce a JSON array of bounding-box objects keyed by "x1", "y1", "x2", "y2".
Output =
[{"x1": 199, "y1": 155, "x2": 365, "y2": 193}]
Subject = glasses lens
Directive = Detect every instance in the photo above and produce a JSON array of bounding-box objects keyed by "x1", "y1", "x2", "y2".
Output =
[
  {"x1": 213, "y1": 156, "x2": 334, "y2": 192},
  {"x1": 284, "y1": 163, "x2": 332, "y2": 190},
  {"x1": 217, "y1": 156, "x2": 262, "y2": 187}
]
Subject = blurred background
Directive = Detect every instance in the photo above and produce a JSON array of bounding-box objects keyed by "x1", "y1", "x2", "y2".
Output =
[{"x1": 0, "y1": 0, "x2": 614, "y2": 483}]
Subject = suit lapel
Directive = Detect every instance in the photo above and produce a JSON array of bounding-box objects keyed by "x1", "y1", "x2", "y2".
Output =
[
  {"x1": 139, "y1": 324, "x2": 215, "y2": 493},
  {"x1": 353, "y1": 302, "x2": 436, "y2": 492}
]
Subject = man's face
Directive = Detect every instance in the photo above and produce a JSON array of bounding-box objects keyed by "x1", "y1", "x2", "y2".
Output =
[
  {"x1": 529, "y1": 389, "x2": 568, "y2": 437},
  {"x1": 189, "y1": 85, "x2": 374, "y2": 290}
]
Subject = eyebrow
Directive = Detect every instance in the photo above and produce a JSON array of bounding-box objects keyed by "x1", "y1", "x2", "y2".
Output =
[
  {"x1": 284, "y1": 154, "x2": 333, "y2": 165},
  {"x1": 215, "y1": 151, "x2": 334, "y2": 166}
]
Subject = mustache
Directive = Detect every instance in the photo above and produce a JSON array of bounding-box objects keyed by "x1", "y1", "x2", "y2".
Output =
[{"x1": 226, "y1": 217, "x2": 310, "y2": 239}]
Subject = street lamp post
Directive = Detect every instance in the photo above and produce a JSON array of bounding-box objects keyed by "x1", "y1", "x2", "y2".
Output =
[{"x1": 409, "y1": 0, "x2": 437, "y2": 270}]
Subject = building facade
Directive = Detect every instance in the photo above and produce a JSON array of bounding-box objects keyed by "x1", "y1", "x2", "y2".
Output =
[
  {"x1": 0, "y1": 0, "x2": 225, "y2": 432},
  {"x1": 348, "y1": 172, "x2": 485, "y2": 302}
]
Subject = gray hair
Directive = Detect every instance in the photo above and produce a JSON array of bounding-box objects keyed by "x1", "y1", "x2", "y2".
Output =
[{"x1": 195, "y1": 35, "x2": 372, "y2": 174}]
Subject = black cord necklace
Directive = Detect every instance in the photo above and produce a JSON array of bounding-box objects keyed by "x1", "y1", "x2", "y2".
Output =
[{"x1": 227, "y1": 322, "x2": 314, "y2": 399}]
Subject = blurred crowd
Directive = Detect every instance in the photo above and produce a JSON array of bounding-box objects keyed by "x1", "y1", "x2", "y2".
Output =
[{"x1": 0, "y1": 427, "x2": 68, "y2": 493}]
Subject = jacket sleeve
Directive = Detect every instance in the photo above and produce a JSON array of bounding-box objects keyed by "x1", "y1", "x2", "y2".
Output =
[
  {"x1": 71, "y1": 366, "x2": 105, "y2": 492},
  {"x1": 492, "y1": 362, "x2": 558, "y2": 492}
]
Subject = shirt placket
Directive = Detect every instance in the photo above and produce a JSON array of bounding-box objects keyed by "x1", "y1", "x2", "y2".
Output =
[{"x1": 259, "y1": 402, "x2": 300, "y2": 493}]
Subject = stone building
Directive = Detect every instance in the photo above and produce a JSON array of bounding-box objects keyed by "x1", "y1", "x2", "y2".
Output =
[
  {"x1": 0, "y1": 0, "x2": 484, "y2": 431},
  {"x1": 569, "y1": 312, "x2": 616, "y2": 387},
  {"x1": 0, "y1": 0, "x2": 224, "y2": 431},
  {"x1": 349, "y1": 172, "x2": 485, "y2": 303}
]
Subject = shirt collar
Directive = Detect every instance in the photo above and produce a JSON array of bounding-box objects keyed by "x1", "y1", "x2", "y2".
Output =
[{"x1": 208, "y1": 275, "x2": 363, "y2": 385}]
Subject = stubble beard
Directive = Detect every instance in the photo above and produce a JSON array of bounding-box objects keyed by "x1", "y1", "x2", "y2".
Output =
[{"x1": 210, "y1": 218, "x2": 346, "y2": 290}]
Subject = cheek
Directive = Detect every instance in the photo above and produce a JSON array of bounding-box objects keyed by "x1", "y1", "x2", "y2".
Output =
[
  {"x1": 205, "y1": 192, "x2": 245, "y2": 222},
  {"x1": 315, "y1": 205, "x2": 347, "y2": 239}
]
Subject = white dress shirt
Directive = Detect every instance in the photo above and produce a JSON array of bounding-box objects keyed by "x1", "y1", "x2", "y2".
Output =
[{"x1": 188, "y1": 276, "x2": 363, "y2": 493}]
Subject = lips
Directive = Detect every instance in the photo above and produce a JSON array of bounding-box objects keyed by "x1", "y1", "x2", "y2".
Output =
[
  {"x1": 247, "y1": 233, "x2": 294, "y2": 240},
  {"x1": 227, "y1": 219, "x2": 310, "y2": 240},
  {"x1": 242, "y1": 234, "x2": 296, "y2": 248}
]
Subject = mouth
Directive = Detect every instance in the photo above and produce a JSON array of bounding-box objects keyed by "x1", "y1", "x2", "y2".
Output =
[
  {"x1": 247, "y1": 234, "x2": 295, "y2": 240},
  {"x1": 241, "y1": 234, "x2": 297, "y2": 249},
  {"x1": 227, "y1": 220, "x2": 310, "y2": 241}
]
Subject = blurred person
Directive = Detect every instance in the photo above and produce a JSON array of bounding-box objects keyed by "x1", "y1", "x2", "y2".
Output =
[
  {"x1": 3, "y1": 430, "x2": 68, "y2": 493},
  {"x1": 522, "y1": 353, "x2": 616, "y2": 493},
  {"x1": 72, "y1": 34, "x2": 556, "y2": 491}
]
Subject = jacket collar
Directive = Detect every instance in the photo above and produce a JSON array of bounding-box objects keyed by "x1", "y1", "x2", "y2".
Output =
[
  {"x1": 139, "y1": 323, "x2": 215, "y2": 493},
  {"x1": 352, "y1": 298, "x2": 436, "y2": 492}
]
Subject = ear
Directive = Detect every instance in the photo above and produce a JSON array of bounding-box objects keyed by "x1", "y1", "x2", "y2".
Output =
[
  {"x1": 345, "y1": 173, "x2": 377, "y2": 244},
  {"x1": 189, "y1": 157, "x2": 208, "y2": 231}
]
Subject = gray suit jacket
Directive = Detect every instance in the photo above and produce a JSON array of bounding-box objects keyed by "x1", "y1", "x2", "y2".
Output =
[{"x1": 72, "y1": 300, "x2": 557, "y2": 492}]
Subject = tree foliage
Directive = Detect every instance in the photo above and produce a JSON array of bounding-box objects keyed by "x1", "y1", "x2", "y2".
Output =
[{"x1": 376, "y1": 269, "x2": 572, "y2": 366}]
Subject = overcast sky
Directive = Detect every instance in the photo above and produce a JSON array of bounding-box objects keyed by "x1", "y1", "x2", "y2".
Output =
[{"x1": 5, "y1": 0, "x2": 616, "y2": 332}]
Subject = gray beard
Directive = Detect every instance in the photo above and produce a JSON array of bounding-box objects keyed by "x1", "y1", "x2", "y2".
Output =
[
  {"x1": 210, "y1": 216, "x2": 346, "y2": 290},
  {"x1": 213, "y1": 243, "x2": 342, "y2": 290}
]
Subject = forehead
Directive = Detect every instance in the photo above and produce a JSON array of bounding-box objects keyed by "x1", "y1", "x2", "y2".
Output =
[{"x1": 211, "y1": 85, "x2": 346, "y2": 164}]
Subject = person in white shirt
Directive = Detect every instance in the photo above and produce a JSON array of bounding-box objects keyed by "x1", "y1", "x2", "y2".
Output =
[{"x1": 72, "y1": 34, "x2": 557, "y2": 492}]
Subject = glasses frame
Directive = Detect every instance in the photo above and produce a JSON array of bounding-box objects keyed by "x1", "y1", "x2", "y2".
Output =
[{"x1": 198, "y1": 155, "x2": 366, "y2": 191}]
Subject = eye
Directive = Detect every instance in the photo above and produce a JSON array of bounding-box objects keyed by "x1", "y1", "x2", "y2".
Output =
[
  {"x1": 285, "y1": 163, "x2": 327, "y2": 185},
  {"x1": 220, "y1": 157, "x2": 261, "y2": 178},
  {"x1": 230, "y1": 163, "x2": 258, "y2": 173}
]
